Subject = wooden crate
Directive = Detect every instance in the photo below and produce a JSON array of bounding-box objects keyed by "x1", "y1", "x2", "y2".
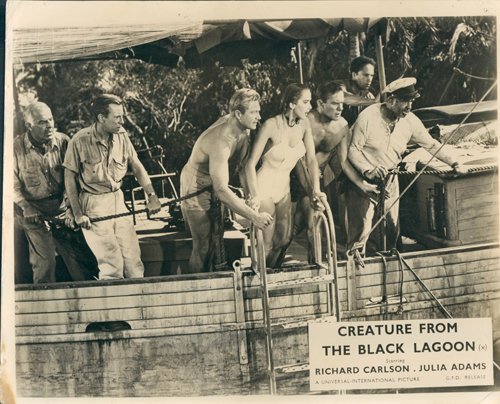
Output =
[
  {"x1": 407, "y1": 170, "x2": 498, "y2": 248},
  {"x1": 139, "y1": 229, "x2": 248, "y2": 275}
]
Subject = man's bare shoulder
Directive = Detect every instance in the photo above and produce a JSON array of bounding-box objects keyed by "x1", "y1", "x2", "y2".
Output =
[
  {"x1": 198, "y1": 120, "x2": 236, "y2": 156},
  {"x1": 332, "y1": 117, "x2": 349, "y2": 133}
]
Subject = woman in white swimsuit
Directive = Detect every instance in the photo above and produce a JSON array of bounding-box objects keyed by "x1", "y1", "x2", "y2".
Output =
[{"x1": 245, "y1": 83, "x2": 323, "y2": 268}]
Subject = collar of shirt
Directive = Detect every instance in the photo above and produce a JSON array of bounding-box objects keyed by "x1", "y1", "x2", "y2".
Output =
[
  {"x1": 89, "y1": 123, "x2": 118, "y2": 149},
  {"x1": 23, "y1": 131, "x2": 58, "y2": 153}
]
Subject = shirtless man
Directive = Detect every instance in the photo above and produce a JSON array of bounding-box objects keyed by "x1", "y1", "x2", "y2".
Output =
[
  {"x1": 180, "y1": 89, "x2": 273, "y2": 272},
  {"x1": 293, "y1": 82, "x2": 379, "y2": 257}
]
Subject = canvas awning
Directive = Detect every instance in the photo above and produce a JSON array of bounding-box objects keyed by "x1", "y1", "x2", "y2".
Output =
[{"x1": 9, "y1": 1, "x2": 386, "y2": 67}]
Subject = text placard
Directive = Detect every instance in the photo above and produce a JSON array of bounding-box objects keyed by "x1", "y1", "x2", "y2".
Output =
[{"x1": 309, "y1": 318, "x2": 493, "y2": 390}]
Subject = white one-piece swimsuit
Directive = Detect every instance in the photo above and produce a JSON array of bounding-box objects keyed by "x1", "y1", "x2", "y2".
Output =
[{"x1": 256, "y1": 115, "x2": 306, "y2": 203}]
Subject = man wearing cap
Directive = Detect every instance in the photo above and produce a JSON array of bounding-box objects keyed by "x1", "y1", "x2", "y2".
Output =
[
  {"x1": 339, "y1": 55, "x2": 380, "y2": 127},
  {"x1": 346, "y1": 77, "x2": 467, "y2": 255}
]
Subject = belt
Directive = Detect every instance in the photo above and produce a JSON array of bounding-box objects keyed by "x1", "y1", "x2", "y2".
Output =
[
  {"x1": 82, "y1": 188, "x2": 121, "y2": 195},
  {"x1": 28, "y1": 194, "x2": 61, "y2": 201}
]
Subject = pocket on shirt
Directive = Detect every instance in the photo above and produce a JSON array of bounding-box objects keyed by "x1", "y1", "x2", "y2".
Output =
[
  {"x1": 110, "y1": 156, "x2": 128, "y2": 182},
  {"x1": 82, "y1": 156, "x2": 106, "y2": 185},
  {"x1": 23, "y1": 169, "x2": 41, "y2": 188}
]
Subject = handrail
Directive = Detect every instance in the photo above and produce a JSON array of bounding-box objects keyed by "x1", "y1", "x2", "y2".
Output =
[
  {"x1": 317, "y1": 201, "x2": 341, "y2": 320},
  {"x1": 250, "y1": 224, "x2": 276, "y2": 394},
  {"x1": 248, "y1": 197, "x2": 340, "y2": 394}
]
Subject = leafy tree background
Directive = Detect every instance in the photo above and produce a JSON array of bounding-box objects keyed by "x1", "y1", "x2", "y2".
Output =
[{"x1": 14, "y1": 16, "x2": 496, "y2": 178}]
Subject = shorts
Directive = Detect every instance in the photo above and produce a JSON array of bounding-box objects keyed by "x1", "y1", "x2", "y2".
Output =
[{"x1": 180, "y1": 162, "x2": 212, "y2": 211}]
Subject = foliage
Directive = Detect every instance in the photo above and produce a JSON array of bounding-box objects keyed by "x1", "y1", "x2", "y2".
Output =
[{"x1": 14, "y1": 17, "x2": 496, "y2": 174}]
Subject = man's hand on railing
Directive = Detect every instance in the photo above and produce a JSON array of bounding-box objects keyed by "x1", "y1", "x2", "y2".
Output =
[
  {"x1": 252, "y1": 211, "x2": 273, "y2": 229},
  {"x1": 246, "y1": 196, "x2": 261, "y2": 211}
]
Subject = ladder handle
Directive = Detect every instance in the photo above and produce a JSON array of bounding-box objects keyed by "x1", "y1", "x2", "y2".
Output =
[
  {"x1": 314, "y1": 211, "x2": 332, "y2": 265},
  {"x1": 250, "y1": 225, "x2": 277, "y2": 394},
  {"x1": 319, "y1": 200, "x2": 341, "y2": 321}
]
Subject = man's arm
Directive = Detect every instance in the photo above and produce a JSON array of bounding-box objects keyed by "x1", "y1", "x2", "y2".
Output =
[
  {"x1": 244, "y1": 121, "x2": 272, "y2": 209},
  {"x1": 211, "y1": 143, "x2": 272, "y2": 229},
  {"x1": 338, "y1": 133, "x2": 379, "y2": 195},
  {"x1": 302, "y1": 121, "x2": 321, "y2": 195},
  {"x1": 64, "y1": 169, "x2": 92, "y2": 229},
  {"x1": 129, "y1": 155, "x2": 161, "y2": 214},
  {"x1": 343, "y1": 92, "x2": 378, "y2": 108},
  {"x1": 348, "y1": 119, "x2": 388, "y2": 181},
  {"x1": 13, "y1": 153, "x2": 40, "y2": 223},
  {"x1": 408, "y1": 115, "x2": 466, "y2": 173}
]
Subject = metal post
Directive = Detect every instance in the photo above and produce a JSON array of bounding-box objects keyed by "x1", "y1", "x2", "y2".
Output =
[
  {"x1": 297, "y1": 42, "x2": 304, "y2": 84},
  {"x1": 375, "y1": 35, "x2": 386, "y2": 100}
]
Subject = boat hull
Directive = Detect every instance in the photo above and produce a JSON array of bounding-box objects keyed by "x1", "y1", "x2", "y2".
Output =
[{"x1": 15, "y1": 243, "x2": 500, "y2": 396}]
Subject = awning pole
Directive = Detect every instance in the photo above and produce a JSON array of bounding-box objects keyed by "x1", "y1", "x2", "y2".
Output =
[
  {"x1": 375, "y1": 35, "x2": 386, "y2": 99},
  {"x1": 298, "y1": 42, "x2": 304, "y2": 84}
]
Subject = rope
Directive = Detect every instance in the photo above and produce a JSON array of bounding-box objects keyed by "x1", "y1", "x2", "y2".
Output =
[
  {"x1": 394, "y1": 249, "x2": 453, "y2": 318},
  {"x1": 364, "y1": 80, "x2": 497, "y2": 242},
  {"x1": 453, "y1": 67, "x2": 497, "y2": 81},
  {"x1": 394, "y1": 250, "x2": 405, "y2": 315},
  {"x1": 394, "y1": 164, "x2": 496, "y2": 177},
  {"x1": 392, "y1": 249, "x2": 500, "y2": 372},
  {"x1": 374, "y1": 176, "x2": 390, "y2": 252},
  {"x1": 42, "y1": 185, "x2": 212, "y2": 225},
  {"x1": 375, "y1": 252, "x2": 389, "y2": 320},
  {"x1": 92, "y1": 185, "x2": 211, "y2": 223}
]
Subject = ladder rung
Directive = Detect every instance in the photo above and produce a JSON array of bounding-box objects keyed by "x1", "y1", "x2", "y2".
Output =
[
  {"x1": 267, "y1": 274, "x2": 334, "y2": 290},
  {"x1": 275, "y1": 363, "x2": 309, "y2": 374},
  {"x1": 272, "y1": 315, "x2": 337, "y2": 329}
]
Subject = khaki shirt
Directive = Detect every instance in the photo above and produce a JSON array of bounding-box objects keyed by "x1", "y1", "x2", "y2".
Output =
[
  {"x1": 14, "y1": 131, "x2": 68, "y2": 205},
  {"x1": 64, "y1": 124, "x2": 138, "y2": 194}
]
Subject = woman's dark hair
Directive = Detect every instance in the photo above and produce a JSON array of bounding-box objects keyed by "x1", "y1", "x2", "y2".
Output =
[{"x1": 280, "y1": 83, "x2": 310, "y2": 113}]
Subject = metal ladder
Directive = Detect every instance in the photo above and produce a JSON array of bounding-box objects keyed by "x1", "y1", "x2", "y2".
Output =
[{"x1": 249, "y1": 201, "x2": 340, "y2": 394}]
